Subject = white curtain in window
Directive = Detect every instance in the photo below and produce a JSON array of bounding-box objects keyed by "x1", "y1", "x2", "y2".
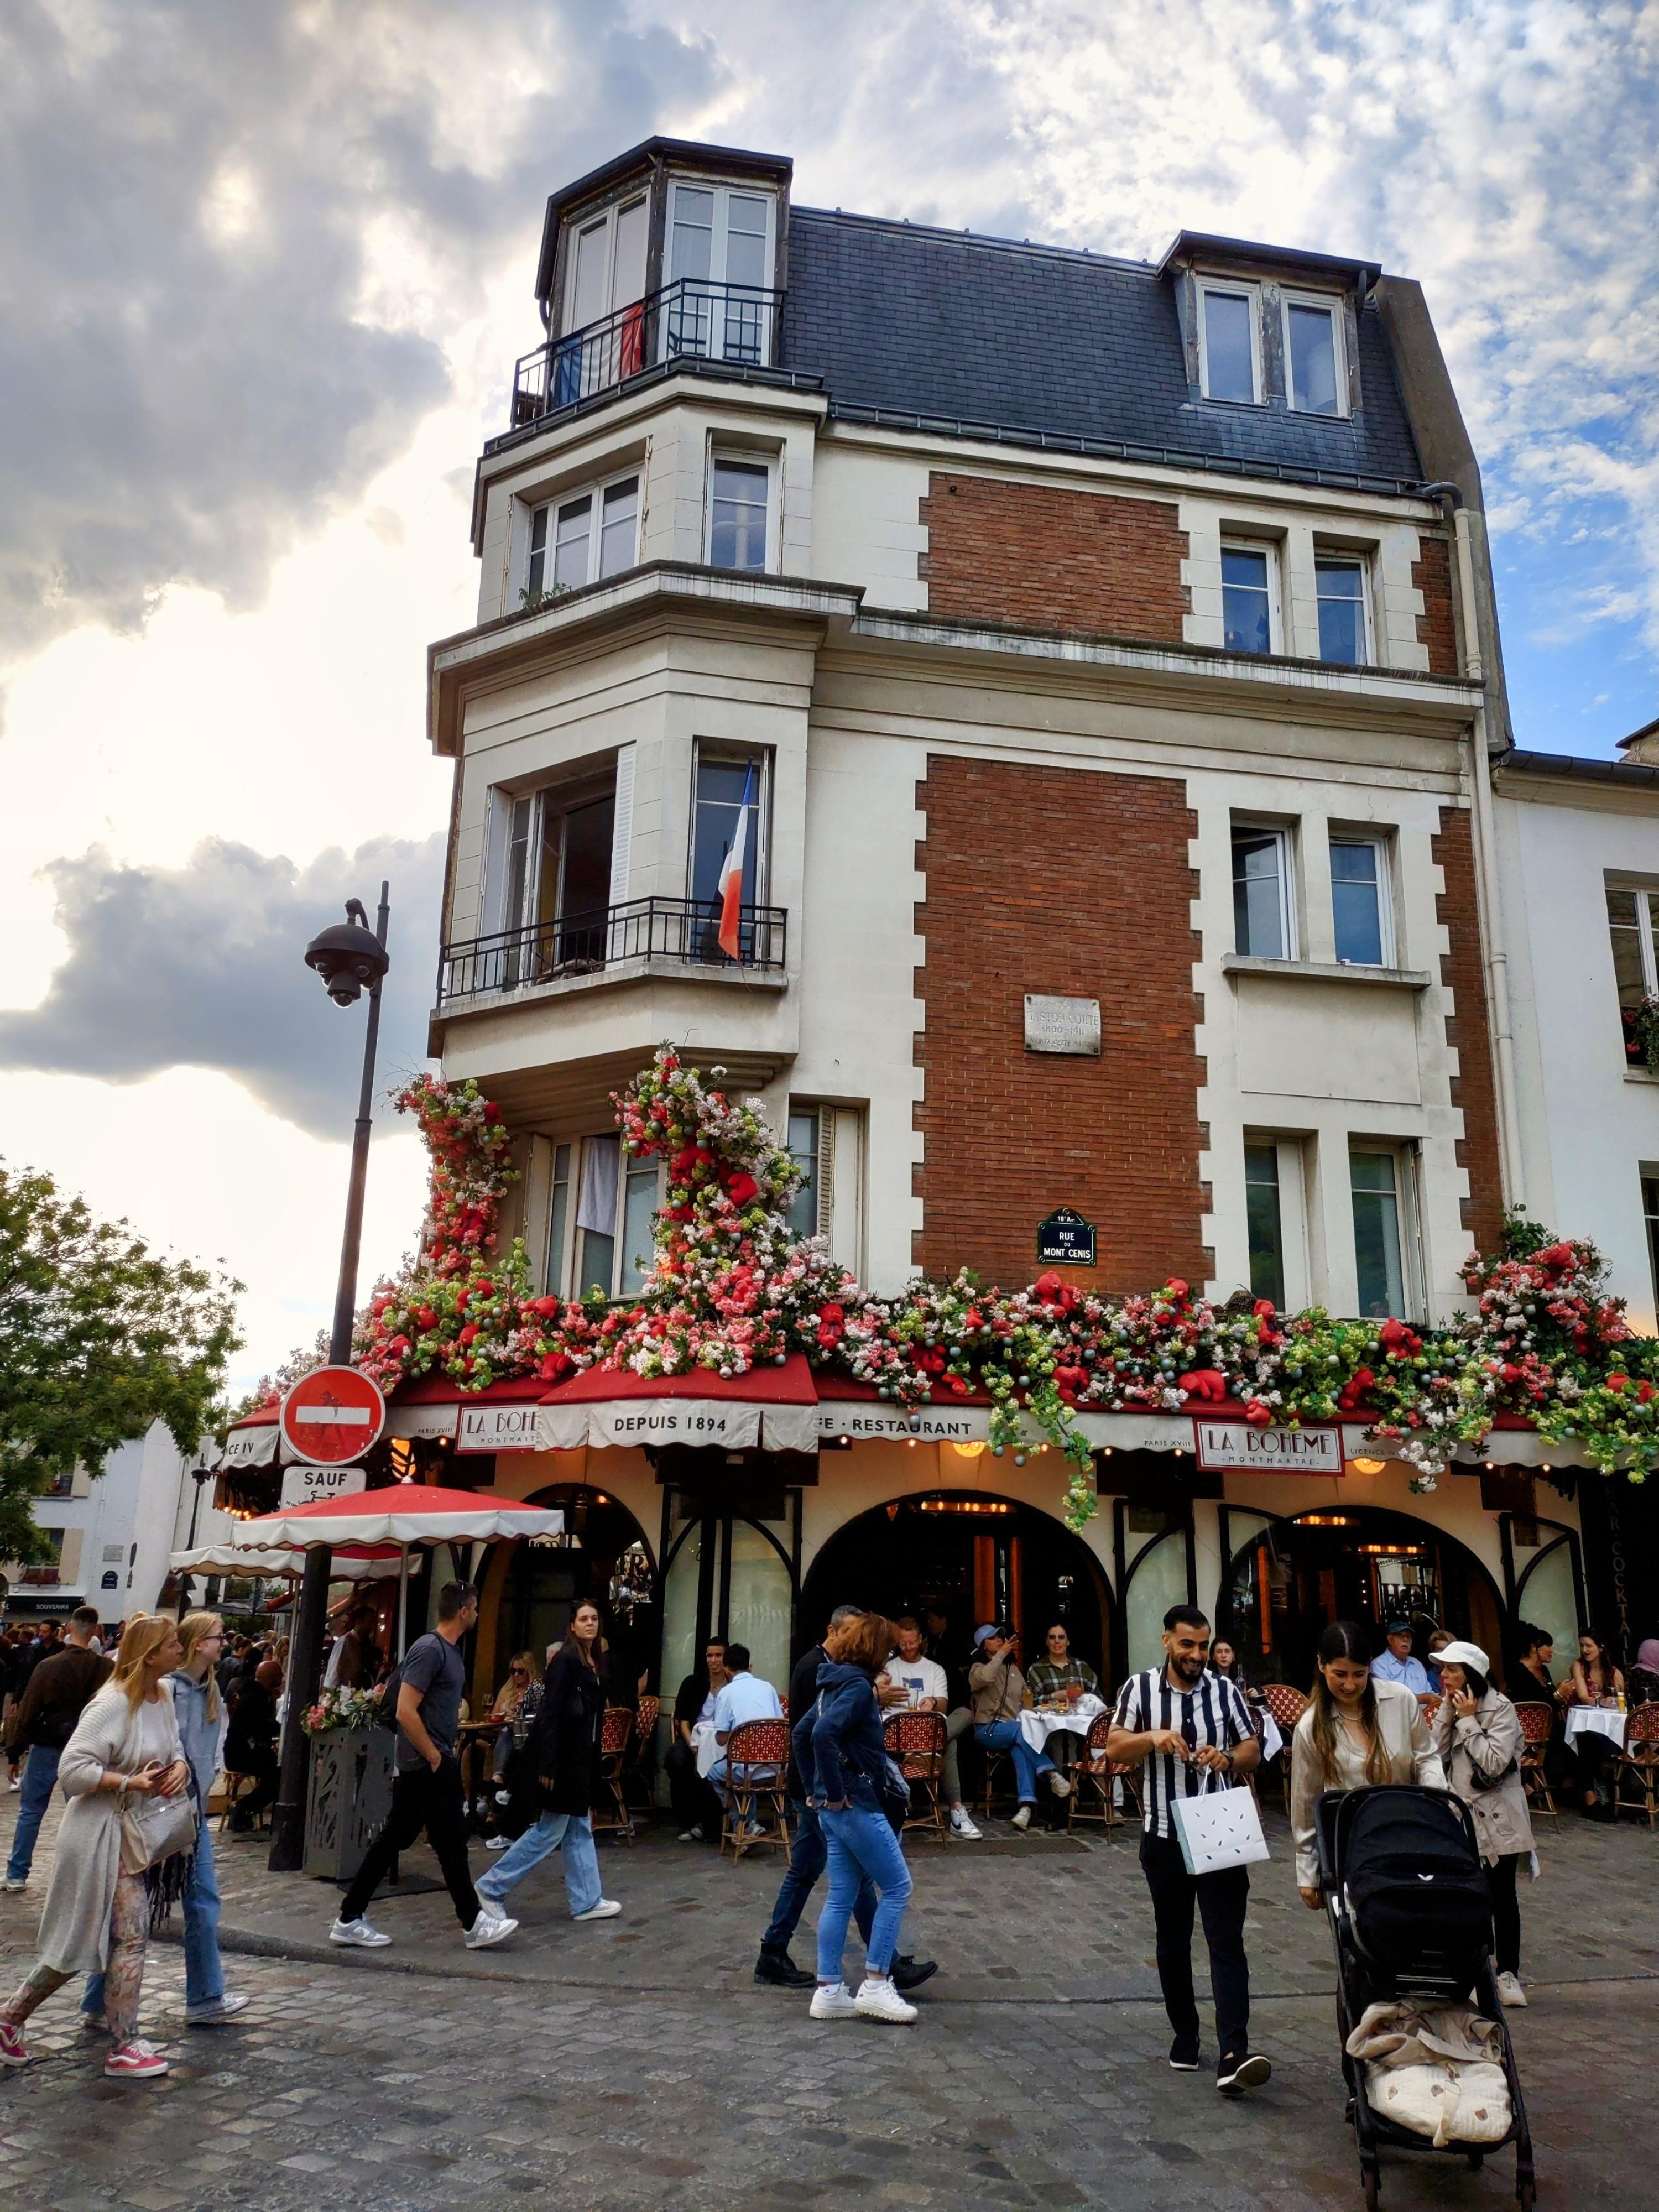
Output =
[{"x1": 576, "y1": 1134, "x2": 621, "y2": 1235}]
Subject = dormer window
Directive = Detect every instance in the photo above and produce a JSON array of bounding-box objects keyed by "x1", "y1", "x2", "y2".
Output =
[
  {"x1": 1284, "y1": 294, "x2": 1345, "y2": 415},
  {"x1": 666, "y1": 181, "x2": 776, "y2": 365},
  {"x1": 1198, "y1": 283, "x2": 1260, "y2": 404}
]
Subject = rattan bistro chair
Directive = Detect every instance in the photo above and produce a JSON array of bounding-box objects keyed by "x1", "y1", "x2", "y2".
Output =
[
  {"x1": 620, "y1": 1694, "x2": 660, "y2": 1823},
  {"x1": 1260, "y1": 1684, "x2": 1308, "y2": 1815},
  {"x1": 1514, "y1": 1700, "x2": 1560, "y2": 1832},
  {"x1": 719, "y1": 1718, "x2": 792, "y2": 1860},
  {"x1": 883, "y1": 1709, "x2": 948, "y2": 1840},
  {"x1": 590, "y1": 1706, "x2": 634, "y2": 1841},
  {"x1": 1614, "y1": 1703, "x2": 1659, "y2": 1829},
  {"x1": 1068, "y1": 1713, "x2": 1140, "y2": 1841}
]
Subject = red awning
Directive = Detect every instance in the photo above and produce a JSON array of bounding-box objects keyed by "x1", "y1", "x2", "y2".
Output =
[
  {"x1": 384, "y1": 1373, "x2": 547, "y2": 1443},
  {"x1": 538, "y1": 1353, "x2": 820, "y2": 1454}
]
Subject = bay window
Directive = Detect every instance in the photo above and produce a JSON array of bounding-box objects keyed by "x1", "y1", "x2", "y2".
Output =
[
  {"x1": 526, "y1": 471, "x2": 639, "y2": 601},
  {"x1": 707, "y1": 453, "x2": 770, "y2": 572},
  {"x1": 690, "y1": 742, "x2": 769, "y2": 959}
]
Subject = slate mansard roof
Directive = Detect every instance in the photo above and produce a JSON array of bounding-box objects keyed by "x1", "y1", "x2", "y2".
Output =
[{"x1": 780, "y1": 208, "x2": 1425, "y2": 493}]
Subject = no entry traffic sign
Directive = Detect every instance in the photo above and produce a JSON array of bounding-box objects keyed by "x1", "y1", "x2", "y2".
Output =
[{"x1": 280, "y1": 1366, "x2": 386, "y2": 1466}]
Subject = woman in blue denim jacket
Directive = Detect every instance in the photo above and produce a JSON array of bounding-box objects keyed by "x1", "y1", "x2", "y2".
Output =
[{"x1": 795, "y1": 1611, "x2": 916, "y2": 2025}]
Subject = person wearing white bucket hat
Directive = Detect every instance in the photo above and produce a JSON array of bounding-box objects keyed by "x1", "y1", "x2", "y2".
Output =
[{"x1": 1431, "y1": 1640, "x2": 1535, "y2": 2010}]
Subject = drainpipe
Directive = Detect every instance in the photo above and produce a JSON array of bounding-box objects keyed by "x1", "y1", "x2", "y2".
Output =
[{"x1": 1422, "y1": 482, "x2": 1525, "y2": 1212}]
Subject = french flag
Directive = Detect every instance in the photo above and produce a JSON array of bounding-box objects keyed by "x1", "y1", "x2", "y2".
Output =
[{"x1": 716, "y1": 764, "x2": 755, "y2": 961}]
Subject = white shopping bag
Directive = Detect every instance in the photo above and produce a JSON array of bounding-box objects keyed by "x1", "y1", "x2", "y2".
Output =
[{"x1": 1168, "y1": 1772, "x2": 1270, "y2": 1876}]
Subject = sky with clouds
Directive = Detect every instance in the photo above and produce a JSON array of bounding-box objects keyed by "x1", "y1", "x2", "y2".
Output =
[{"x1": 1, "y1": 0, "x2": 1653, "y2": 1392}]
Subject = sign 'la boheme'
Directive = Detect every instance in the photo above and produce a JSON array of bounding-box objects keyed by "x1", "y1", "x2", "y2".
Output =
[{"x1": 1193, "y1": 1417, "x2": 1343, "y2": 1473}]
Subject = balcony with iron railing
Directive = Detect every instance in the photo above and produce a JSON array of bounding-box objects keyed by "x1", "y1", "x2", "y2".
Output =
[
  {"x1": 437, "y1": 894, "x2": 787, "y2": 1010},
  {"x1": 509, "y1": 278, "x2": 784, "y2": 429}
]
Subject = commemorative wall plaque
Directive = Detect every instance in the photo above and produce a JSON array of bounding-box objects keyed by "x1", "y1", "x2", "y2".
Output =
[{"x1": 1024, "y1": 994, "x2": 1101, "y2": 1056}]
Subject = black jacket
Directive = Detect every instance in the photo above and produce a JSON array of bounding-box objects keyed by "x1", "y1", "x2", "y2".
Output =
[
  {"x1": 793, "y1": 1659, "x2": 889, "y2": 1812},
  {"x1": 785, "y1": 1644, "x2": 828, "y2": 1798},
  {"x1": 525, "y1": 1648, "x2": 606, "y2": 1818},
  {"x1": 224, "y1": 1677, "x2": 278, "y2": 1768}
]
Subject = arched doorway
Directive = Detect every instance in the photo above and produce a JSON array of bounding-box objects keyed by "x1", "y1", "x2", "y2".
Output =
[
  {"x1": 801, "y1": 1490, "x2": 1113, "y2": 1696},
  {"x1": 659, "y1": 1507, "x2": 796, "y2": 1710},
  {"x1": 1220, "y1": 1503, "x2": 1508, "y2": 1690},
  {"x1": 480, "y1": 1484, "x2": 657, "y2": 1706}
]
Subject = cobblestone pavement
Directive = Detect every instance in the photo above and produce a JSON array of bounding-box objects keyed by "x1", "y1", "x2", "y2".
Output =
[{"x1": 2, "y1": 1786, "x2": 1651, "y2": 2211}]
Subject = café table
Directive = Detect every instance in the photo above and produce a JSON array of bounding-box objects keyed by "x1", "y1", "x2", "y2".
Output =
[
  {"x1": 691, "y1": 1720, "x2": 720, "y2": 1778},
  {"x1": 1017, "y1": 1694, "x2": 1105, "y2": 1755},
  {"x1": 1563, "y1": 1704, "x2": 1626, "y2": 1748}
]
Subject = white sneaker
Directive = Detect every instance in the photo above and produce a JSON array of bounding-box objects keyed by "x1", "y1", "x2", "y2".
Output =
[
  {"x1": 1011, "y1": 1804, "x2": 1032, "y2": 1830},
  {"x1": 185, "y1": 1992, "x2": 250, "y2": 2025},
  {"x1": 809, "y1": 1980, "x2": 859, "y2": 2021},
  {"x1": 572, "y1": 1898, "x2": 621, "y2": 1923},
  {"x1": 948, "y1": 1807, "x2": 983, "y2": 1839},
  {"x1": 1496, "y1": 1971, "x2": 1527, "y2": 2009},
  {"x1": 679, "y1": 1825, "x2": 704, "y2": 1843},
  {"x1": 1, "y1": 1876, "x2": 27, "y2": 1893},
  {"x1": 463, "y1": 1910, "x2": 518, "y2": 1949},
  {"x1": 329, "y1": 1916, "x2": 392, "y2": 1948},
  {"x1": 1046, "y1": 1771, "x2": 1072, "y2": 1799},
  {"x1": 854, "y1": 1975, "x2": 918, "y2": 2025},
  {"x1": 483, "y1": 1834, "x2": 511, "y2": 1850},
  {"x1": 6, "y1": 1776, "x2": 19, "y2": 1793}
]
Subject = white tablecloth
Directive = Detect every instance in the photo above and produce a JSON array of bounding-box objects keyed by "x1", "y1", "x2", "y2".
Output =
[
  {"x1": 1259, "y1": 1712, "x2": 1285, "y2": 1762},
  {"x1": 1017, "y1": 1694, "x2": 1105, "y2": 1752},
  {"x1": 691, "y1": 1721, "x2": 719, "y2": 1776},
  {"x1": 1564, "y1": 1705, "x2": 1626, "y2": 1746}
]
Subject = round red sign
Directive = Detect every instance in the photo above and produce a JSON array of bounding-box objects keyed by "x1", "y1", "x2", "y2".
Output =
[{"x1": 280, "y1": 1366, "x2": 386, "y2": 1467}]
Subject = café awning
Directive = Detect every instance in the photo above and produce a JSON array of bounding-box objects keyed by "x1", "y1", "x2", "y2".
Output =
[
  {"x1": 216, "y1": 1406, "x2": 280, "y2": 1470},
  {"x1": 229, "y1": 1483, "x2": 566, "y2": 1549},
  {"x1": 537, "y1": 1354, "x2": 821, "y2": 1455},
  {"x1": 170, "y1": 1543, "x2": 401, "y2": 1580},
  {"x1": 383, "y1": 1375, "x2": 548, "y2": 1446}
]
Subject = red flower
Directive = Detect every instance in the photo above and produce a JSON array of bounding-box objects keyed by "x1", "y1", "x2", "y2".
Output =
[
  {"x1": 1054, "y1": 1364, "x2": 1088, "y2": 1397},
  {"x1": 1177, "y1": 1369, "x2": 1228, "y2": 1403},
  {"x1": 820, "y1": 1303, "x2": 844, "y2": 1328},
  {"x1": 458, "y1": 1323, "x2": 479, "y2": 1347},
  {"x1": 1165, "y1": 1279, "x2": 1190, "y2": 1303},
  {"x1": 483, "y1": 1102, "x2": 501, "y2": 1123},
  {"x1": 1242, "y1": 1397, "x2": 1272, "y2": 1426},
  {"x1": 416, "y1": 1307, "x2": 438, "y2": 1331},
  {"x1": 1378, "y1": 1318, "x2": 1422, "y2": 1359},
  {"x1": 474, "y1": 1280, "x2": 494, "y2": 1299},
  {"x1": 725, "y1": 1171, "x2": 759, "y2": 1207}
]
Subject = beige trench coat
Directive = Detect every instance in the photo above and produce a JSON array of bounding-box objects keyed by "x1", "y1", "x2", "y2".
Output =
[
  {"x1": 1432, "y1": 1689, "x2": 1534, "y2": 1864},
  {"x1": 34, "y1": 1681, "x2": 183, "y2": 1976}
]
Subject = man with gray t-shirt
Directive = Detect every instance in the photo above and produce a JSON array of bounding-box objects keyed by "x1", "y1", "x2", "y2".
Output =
[{"x1": 331, "y1": 1583, "x2": 517, "y2": 1953}]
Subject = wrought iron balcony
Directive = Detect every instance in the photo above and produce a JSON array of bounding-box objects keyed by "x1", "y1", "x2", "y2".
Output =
[
  {"x1": 437, "y1": 895, "x2": 788, "y2": 1008},
  {"x1": 510, "y1": 278, "x2": 784, "y2": 428}
]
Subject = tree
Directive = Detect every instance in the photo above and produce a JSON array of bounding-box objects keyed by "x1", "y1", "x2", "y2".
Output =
[{"x1": 0, "y1": 1164, "x2": 241, "y2": 1565}]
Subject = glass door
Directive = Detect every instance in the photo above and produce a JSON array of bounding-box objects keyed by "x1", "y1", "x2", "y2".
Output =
[
  {"x1": 659, "y1": 1505, "x2": 797, "y2": 1703},
  {"x1": 664, "y1": 182, "x2": 774, "y2": 363}
]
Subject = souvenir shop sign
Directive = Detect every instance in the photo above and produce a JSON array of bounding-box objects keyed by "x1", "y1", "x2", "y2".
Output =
[
  {"x1": 1037, "y1": 1207, "x2": 1097, "y2": 1267},
  {"x1": 1193, "y1": 1418, "x2": 1343, "y2": 1474}
]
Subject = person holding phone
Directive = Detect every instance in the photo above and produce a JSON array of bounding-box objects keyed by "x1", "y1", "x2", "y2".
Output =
[
  {"x1": 0, "y1": 1617, "x2": 191, "y2": 2080},
  {"x1": 969, "y1": 1624, "x2": 1070, "y2": 1831}
]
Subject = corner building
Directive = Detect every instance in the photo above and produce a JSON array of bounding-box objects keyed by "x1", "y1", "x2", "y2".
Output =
[{"x1": 415, "y1": 138, "x2": 1588, "y2": 1714}]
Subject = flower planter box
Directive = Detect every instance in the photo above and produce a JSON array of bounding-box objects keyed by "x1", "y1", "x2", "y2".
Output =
[{"x1": 304, "y1": 1725, "x2": 395, "y2": 1884}]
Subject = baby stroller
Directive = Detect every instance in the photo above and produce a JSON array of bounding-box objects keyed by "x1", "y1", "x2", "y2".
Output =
[{"x1": 1314, "y1": 1785, "x2": 1535, "y2": 2211}]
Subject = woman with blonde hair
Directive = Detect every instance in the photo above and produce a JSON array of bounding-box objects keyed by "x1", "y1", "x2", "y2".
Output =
[
  {"x1": 1291, "y1": 1620, "x2": 1444, "y2": 1908},
  {"x1": 0, "y1": 1616, "x2": 191, "y2": 2079}
]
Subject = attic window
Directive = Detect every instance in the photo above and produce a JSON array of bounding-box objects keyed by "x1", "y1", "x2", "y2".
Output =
[
  {"x1": 1198, "y1": 283, "x2": 1259, "y2": 405},
  {"x1": 1284, "y1": 295, "x2": 1345, "y2": 416}
]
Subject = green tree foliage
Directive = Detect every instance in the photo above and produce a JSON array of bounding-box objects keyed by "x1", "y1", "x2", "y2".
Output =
[{"x1": 0, "y1": 1164, "x2": 241, "y2": 1564}]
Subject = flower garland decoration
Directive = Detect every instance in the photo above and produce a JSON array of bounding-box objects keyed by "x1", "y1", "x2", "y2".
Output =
[
  {"x1": 349, "y1": 1052, "x2": 1659, "y2": 1530},
  {"x1": 301, "y1": 1683, "x2": 385, "y2": 1737}
]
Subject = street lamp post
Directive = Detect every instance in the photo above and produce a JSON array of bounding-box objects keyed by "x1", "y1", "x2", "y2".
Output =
[
  {"x1": 177, "y1": 1462, "x2": 215, "y2": 1619},
  {"x1": 268, "y1": 883, "x2": 391, "y2": 1874}
]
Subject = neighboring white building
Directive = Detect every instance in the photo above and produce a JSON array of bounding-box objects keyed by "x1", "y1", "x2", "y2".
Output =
[
  {"x1": 1494, "y1": 734, "x2": 1659, "y2": 1330},
  {"x1": 2, "y1": 1422, "x2": 228, "y2": 1627}
]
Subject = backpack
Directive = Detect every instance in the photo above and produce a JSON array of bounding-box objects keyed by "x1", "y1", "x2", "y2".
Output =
[{"x1": 1342, "y1": 1787, "x2": 1493, "y2": 1973}]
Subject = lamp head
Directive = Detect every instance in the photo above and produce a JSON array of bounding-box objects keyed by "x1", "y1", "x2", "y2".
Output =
[{"x1": 304, "y1": 911, "x2": 389, "y2": 1007}]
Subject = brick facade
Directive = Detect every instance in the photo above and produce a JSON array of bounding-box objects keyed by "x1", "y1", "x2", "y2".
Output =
[
  {"x1": 917, "y1": 473, "x2": 1190, "y2": 641},
  {"x1": 1432, "y1": 804, "x2": 1505, "y2": 1251},
  {"x1": 1412, "y1": 534, "x2": 1459, "y2": 677},
  {"x1": 912, "y1": 756, "x2": 1208, "y2": 1290}
]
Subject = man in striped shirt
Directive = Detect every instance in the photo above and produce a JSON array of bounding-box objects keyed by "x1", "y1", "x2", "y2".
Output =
[{"x1": 1107, "y1": 1603, "x2": 1269, "y2": 2094}]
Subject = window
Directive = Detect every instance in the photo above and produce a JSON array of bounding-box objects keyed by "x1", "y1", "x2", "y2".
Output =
[
  {"x1": 1244, "y1": 1144, "x2": 1286, "y2": 1307},
  {"x1": 1316, "y1": 557, "x2": 1369, "y2": 665},
  {"x1": 708, "y1": 455, "x2": 769, "y2": 571},
  {"x1": 563, "y1": 196, "x2": 648, "y2": 333},
  {"x1": 690, "y1": 744, "x2": 769, "y2": 961},
  {"x1": 1331, "y1": 834, "x2": 1393, "y2": 967},
  {"x1": 1606, "y1": 883, "x2": 1659, "y2": 1064},
  {"x1": 1643, "y1": 1173, "x2": 1659, "y2": 1311},
  {"x1": 1284, "y1": 296, "x2": 1344, "y2": 415},
  {"x1": 1232, "y1": 825, "x2": 1295, "y2": 959},
  {"x1": 1199, "y1": 284, "x2": 1258, "y2": 403},
  {"x1": 526, "y1": 473, "x2": 639, "y2": 599},
  {"x1": 786, "y1": 1109, "x2": 825, "y2": 1241},
  {"x1": 665, "y1": 181, "x2": 775, "y2": 364},
  {"x1": 1351, "y1": 1149, "x2": 1408, "y2": 1318},
  {"x1": 1221, "y1": 544, "x2": 1275, "y2": 654},
  {"x1": 487, "y1": 772, "x2": 617, "y2": 975},
  {"x1": 557, "y1": 1134, "x2": 661, "y2": 1300}
]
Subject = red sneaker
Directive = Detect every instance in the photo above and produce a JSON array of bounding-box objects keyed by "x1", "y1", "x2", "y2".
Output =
[
  {"x1": 0, "y1": 2021, "x2": 26, "y2": 2067},
  {"x1": 104, "y1": 2038, "x2": 169, "y2": 2079}
]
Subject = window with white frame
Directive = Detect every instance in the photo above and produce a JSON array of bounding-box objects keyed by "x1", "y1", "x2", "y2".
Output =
[
  {"x1": 665, "y1": 181, "x2": 775, "y2": 364},
  {"x1": 552, "y1": 1134, "x2": 661, "y2": 1300},
  {"x1": 1198, "y1": 283, "x2": 1259, "y2": 404},
  {"x1": 690, "y1": 742, "x2": 770, "y2": 960},
  {"x1": 1642, "y1": 1170, "x2": 1659, "y2": 1310},
  {"x1": 1330, "y1": 832, "x2": 1394, "y2": 967},
  {"x1": 1283, "y1": 294, "x2": 1346, "y2": 415},
  {"x1": 1350, "y1": 1145, "x2": 1416, "y2": 1319},
  {"x1": 1605, "y1": 881, "x2": 1659, "y2": 1065},
  {"x1": 782, "y1": 1103, "x2": 864, "y2": 1272},
  {"x1": 1232, "y1": 823, "x2": 1296, "y2": 959},
  {"x1": 1244, "y1": 1135, "x2": 1310, "y2": 1310},
  {"x1": 1315, "y1": 555, "x2": 1370, "y2": 665},
  {"x1": 526, "y1": 472, "x2": 639, "y2": 599},
  {"x1": 1221, "y1": 542, "x2": 1277, "y2": 654},
  {"x1": 785, "y1": 1108, "x2": 831, "y2": 1241},
  {"x1": 707, "y1": 453, "x2": 770, "y2": 572},
  {"x1": 562, "y1": 196, "x2": 648, "y2": 334},
  {"x1": 486, "y1": 768, "x2": 617, "y2": 978}
]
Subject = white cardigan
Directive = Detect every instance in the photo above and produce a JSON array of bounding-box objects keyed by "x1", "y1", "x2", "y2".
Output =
[{"x1": 34, "y1": 1681, "x2": 182, "y2": 1975}]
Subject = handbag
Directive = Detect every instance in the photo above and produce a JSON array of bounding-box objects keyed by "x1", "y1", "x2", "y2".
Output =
[
  {"x1": 1168, "y1": 1768, "x2": 1271, "y2": 1877},
  {"x1": 119, "y1": 1780, "x2": 199, "y2": 1874}
]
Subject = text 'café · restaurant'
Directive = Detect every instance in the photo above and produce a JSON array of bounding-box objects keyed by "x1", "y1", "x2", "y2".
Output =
[{"x1": 214, "y1": 1331, "x2": 1595, "y2": 1714}]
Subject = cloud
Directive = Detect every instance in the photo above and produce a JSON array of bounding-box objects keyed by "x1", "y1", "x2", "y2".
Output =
[
  {"x1": 0, "y1": 832, "x2": 447, "y2": 1136},
  {"x1": 0, "y1": 0, "x2": 726, "y2": 671}
]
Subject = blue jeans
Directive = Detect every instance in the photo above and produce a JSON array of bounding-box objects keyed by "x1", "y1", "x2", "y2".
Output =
[
  {"x1": 476, "y1": 1811, "x2": 602, "y2": 1918},
  {"x1": 85, "y1": 1813, "x2": 224, "y2": 2017},
  {"x1": 6, "y1": 1744, "x2": 59, "y2": 1882},
  {"x1": 816, "y1": 1803, "x2": 912, "y2": 1981},
  {"x1": 763, "y1": 1800, "x2": 874, "y2": 1953},
  {"x1": 975, "y1": 1720, "x2": 1055, "y2": 1804}
]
